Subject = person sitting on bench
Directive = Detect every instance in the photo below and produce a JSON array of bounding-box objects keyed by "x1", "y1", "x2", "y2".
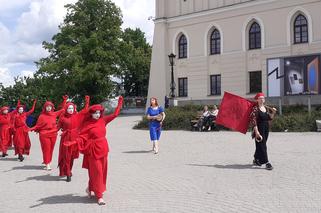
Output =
[
  {"x1": 206, "y1": 105, "x2": 219, "y2": 130},
  {"x1": 197, "y1": 105, "x2": 211, "y2": 131}
]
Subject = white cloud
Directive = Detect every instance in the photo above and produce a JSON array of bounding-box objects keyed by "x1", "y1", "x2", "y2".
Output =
[
  {"x1": 0, "y1": 22, "x2": 11, "y2": 61},
  {"x1": 15, "y1": 0, "x2": 77, "y2": 44},
  {"x1": 0, "y1": 67, "x2": 15, "y2": 87},
  {"x1": 0, "y1": 0, "x2": 33, "y2": 12},
  {"x1": 113, "y1": 0, "x2": 155, "y2": 43},
  {"x1": 6, "y1": 42, "x2": 49, "y2": 63},
  {"x1": 0, "y1": 0, "x2": 77, "y2": 66},
  {"x1": 21, "y1": 70, "x2": 34, "y2": 78},
  {"x1": 0, "y1": 22, "x2": 10, "y2": 43}
]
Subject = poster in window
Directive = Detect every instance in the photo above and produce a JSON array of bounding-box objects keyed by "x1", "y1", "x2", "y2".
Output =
[
  {"x1": 307, "y1": 58, "x2": 319, "y2": 94},
  {"x1": 267, "y1": 54, "x2": 321, "y2": 96},
  {"x1": 284, "y1": 57, "x2": 304, "y2": 95},
  {"x1": 267, "y1": 59, "x2": 283, "y2": 97}
]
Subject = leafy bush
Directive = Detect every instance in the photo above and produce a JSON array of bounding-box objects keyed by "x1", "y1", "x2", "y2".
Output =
[
  {"x1": 135, "y1": 105, "x2": 321, "y2": 132},
  {"x1": 281, "y1": 105, "x2": 308, "y2": 114},
  {"x1": 271, "y1": 110, "x2": 321, "y2": 132}
]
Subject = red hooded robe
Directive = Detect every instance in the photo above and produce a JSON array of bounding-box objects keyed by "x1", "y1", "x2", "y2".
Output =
[
  {"x1": 75, "y1": 96, "x2": 123, "y2": 199},
  {"x1": 31, "y1": 97, "x2": 67, "y2": 164},
  {"x1": 57, "y1": 97, "x2": 90, "y2": 177},
  {"x1": 0, "y1": 103, "x2": 19, "y2": 154},
  {"x1": 12, "y1": 100, "x2": 36, "y2": 156}
]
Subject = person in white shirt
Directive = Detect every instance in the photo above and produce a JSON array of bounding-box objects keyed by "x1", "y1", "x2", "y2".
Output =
[
  {"x1": 207, "y1": 105, "x2": 219, "y2": 130},
  {"x1": 210, "y1": 105, "x2": 219, "y2": 118},
  {"x1": 197, "y1": 105, "x2": 210, "y2": 131}
]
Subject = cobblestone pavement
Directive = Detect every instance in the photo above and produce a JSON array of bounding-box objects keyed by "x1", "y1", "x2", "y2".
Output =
[{"x1": 0, "y1": 115, "x2": 321, "y2": 213}]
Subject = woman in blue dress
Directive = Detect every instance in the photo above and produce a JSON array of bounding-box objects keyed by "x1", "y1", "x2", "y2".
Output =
[{"x1": 146, "y1": 97, "x2": 166, "y2": 154}]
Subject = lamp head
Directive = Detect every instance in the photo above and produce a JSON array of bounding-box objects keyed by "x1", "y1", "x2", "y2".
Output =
[{"x1": 168, "y1": 53, "x2": 176, "y2": 65}]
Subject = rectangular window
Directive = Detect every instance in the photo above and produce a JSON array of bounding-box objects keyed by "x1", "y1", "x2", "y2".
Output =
[
  {"x1": 178, "y1": 78, "x2": 188, "y2": 97},
  {"x1": 249, "y1": 71, "x2": 262, "y2": 93},
  {"x1": 210, "y1": 75, "x2": 221, "y2": 95}
]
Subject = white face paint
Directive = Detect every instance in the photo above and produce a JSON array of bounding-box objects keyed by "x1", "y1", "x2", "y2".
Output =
[
  {"x1": 2, "y1": 109, "x2": 8, "y2": 114},
  {"x1": 92, "y1": 110, "x2": 101, "y2": 120},
  {"x1": 18, "y1": 107, "x2": 24, "y2": 114},
  {"x1": 67, "y1": 105, "x2": 74, "y2": 114},
  {"x1": 46, "y1": 105, "x2": 52, "y2": 112}
]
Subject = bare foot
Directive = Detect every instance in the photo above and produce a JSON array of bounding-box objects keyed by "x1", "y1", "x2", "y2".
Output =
[{"x1": 98, "y1": 198, "x2": 106, "y2": 205}]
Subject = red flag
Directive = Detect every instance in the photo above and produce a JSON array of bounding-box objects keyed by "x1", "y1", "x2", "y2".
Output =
[{"x1": 216, "y1": 92, "x2": 255, "y2": 134}]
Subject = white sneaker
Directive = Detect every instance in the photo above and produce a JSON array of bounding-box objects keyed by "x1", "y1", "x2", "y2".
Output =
[{"x1": 46, "y1": 164, "x2": 52, "y2": 171}]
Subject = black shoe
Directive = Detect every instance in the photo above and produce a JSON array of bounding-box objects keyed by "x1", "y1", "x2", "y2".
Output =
[
  {"x1": 253, "y1": 159, "x2": 262, "y2": 166},
  {"x1": 18, "y1": 155, "x2": 24, "y2": 162},
  {"x1": 265, "y1": 163, "x2": 273, "y2": 170},
  {"x1": 66, "y1": 176, "x2": 71, "y2": 182}
]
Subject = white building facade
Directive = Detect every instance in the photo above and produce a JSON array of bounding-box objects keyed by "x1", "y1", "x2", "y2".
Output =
[{"x1": 148, "y1": 0, "x2": 321, "y2": 107}]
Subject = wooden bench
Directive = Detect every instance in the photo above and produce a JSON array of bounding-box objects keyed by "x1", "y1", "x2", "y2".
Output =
[
  {"x1": 190, "y1": 111, "x2": 219, "y2": 131},
  {"x1": 190, "y1": 111, "x2": 203, "y2": 131}
]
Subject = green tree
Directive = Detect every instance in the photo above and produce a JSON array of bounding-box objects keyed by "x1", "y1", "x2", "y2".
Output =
[
  {"x1": 36, "y1": 0, "x2": 123, "y2": 105},
  {"x1": 0, "y1": 77, "x2": 41, "y2": 111},
  {"x1": 119, "y1": 28, "x2": 152, "y2": 97}
]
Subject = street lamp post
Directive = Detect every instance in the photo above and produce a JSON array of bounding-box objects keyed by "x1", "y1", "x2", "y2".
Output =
[{"x1": 168, "y1": 53, "x2": 176, "y2": 98}]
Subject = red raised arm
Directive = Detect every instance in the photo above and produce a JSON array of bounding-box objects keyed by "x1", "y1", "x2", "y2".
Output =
[
  {"x1": 26, "y1": 99, "x2": 37, "y2": 116},
  {"x1": 103, "y1": 96, "x2": 123, "y2": 124}
]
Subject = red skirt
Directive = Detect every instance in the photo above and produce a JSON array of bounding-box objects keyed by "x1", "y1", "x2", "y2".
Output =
[
  {"x1": 83, "y1": 155, "x2": 108, "y2": 199},
  {"x1": 13, "y1": 127, "x2": 31, "y2": 155}
]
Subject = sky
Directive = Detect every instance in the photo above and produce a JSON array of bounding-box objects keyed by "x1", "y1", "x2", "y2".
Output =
[{"x1": 0, "y1": 0, "x2": 155, "y2": 87}]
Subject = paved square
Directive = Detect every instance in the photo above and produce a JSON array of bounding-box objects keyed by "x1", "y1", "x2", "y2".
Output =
[{"x1": 0, "y1": 116, "x2": 320, "y2": 213}]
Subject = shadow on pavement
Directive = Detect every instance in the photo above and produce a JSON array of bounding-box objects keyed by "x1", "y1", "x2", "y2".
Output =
[
  {"x1": 3, "y1": 165, "x2": 44, "y2": 172},
  {"x1": 0, "y1": 157, "x2": 18, "y2": 162},
  {"x1": 16, "y1": 174, "x2": 65, "y2": 183},
  {"x1": 123, "y1": 150, "x2": 152, "y2": 154},
  {"x1": 187, "y1": 164, "x2": 262, "y2": 170},
  {"x1": 30, "y1": 194, "x2": 96, "y2": 208}
]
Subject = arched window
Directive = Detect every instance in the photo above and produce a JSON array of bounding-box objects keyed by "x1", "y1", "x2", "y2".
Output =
[
  {"x1": 178, "y1": 34, "x2": 187, "y2": 59},
  {"x1": 210, "y1": 29, "x2": 221, "y2": 55},
  {"x1": 249, "y1": 22, "x2": 261, "y2": 50},
  {"x1": 294, "y1": 14, "x2": 308, "y2": 44}
]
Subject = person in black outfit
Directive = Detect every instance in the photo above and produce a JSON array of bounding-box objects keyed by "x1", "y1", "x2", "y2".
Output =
[
  {"x1": 249, "y1": 93, "x2": 277, "y2": 170},
  {"x1": 164, "y1": 96, "x2": 169, "y2": 109}
]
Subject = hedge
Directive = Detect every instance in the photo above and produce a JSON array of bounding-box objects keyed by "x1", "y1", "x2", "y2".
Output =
[{"x1": 134, "y1": 105, "x2": 321, "y2": 132}]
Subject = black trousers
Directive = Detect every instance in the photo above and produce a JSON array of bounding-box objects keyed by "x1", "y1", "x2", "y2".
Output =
[{"x1": 254, "y1": 124, "x2": 269, "y2": 164}]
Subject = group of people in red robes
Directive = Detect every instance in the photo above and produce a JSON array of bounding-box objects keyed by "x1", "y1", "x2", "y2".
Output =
[
  {"x1": 0, "y1": 99, "x2": 37, "y2": 161},
  {"x1": 0, "y1": 95, "x2": 123, "y2": 205}
]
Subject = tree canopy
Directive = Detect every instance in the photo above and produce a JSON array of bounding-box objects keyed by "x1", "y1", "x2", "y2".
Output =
[{"x1": 119, "y1": 28, "x2": 151, "y2": 97}]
